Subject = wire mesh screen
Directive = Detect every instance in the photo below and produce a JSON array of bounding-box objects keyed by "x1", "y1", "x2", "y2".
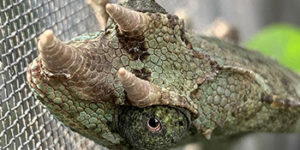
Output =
[
  {"x1": 2, "y1": 0, "x2": 300, "y2": 150},
  {"x1": 0, "y1": 0, "x2": 106, "y2": 149}
]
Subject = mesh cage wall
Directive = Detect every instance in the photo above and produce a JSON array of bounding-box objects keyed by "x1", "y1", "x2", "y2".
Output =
[
  {"x1": 2, "y1": 0, "x2": 300, "y2": 150},
  {"x1": 0, "y1": 0, "x2": 106, "y2": 149}
]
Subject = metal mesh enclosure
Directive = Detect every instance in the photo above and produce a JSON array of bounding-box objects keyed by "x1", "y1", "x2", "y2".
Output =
[
  {"x1": 0, "y1": 0, "x2": 105, "y2": 149},
  {"x1": 1, "y1": 0, "x2": 300, "y2": 150}
]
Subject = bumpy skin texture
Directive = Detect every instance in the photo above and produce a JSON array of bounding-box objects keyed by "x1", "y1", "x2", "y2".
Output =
[
  {"x1": 118, "y1": 106, "x2": 191, "y2": 149},
  {"x1": 26, "y1": 0, "x2": 300, "y2": 149}
]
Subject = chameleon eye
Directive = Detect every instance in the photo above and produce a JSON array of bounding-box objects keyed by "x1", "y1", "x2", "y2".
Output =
[
  {"x1": 118, "y1": 106, "x2": 191, "y2": 149},
  {"x1": 147, "y1": 117, "x2": 162, "y2": 132}
]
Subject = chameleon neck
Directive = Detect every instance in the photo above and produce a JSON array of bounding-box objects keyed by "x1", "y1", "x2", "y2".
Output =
[{"x1": 188, "y1": 35, "x2": 300, "y2": 139}]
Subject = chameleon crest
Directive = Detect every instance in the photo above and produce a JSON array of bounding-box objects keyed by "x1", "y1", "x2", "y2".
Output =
[{"x1": 27, "y1": 0, "x2": 300, "y2": 149}]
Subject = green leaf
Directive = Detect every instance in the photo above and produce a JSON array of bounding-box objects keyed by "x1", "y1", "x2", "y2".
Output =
[{"x1": 244, "y1": 24, "x2": 300, "y2": 73}]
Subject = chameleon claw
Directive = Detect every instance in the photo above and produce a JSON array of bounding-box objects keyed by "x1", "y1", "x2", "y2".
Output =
[{"x1": 106, "y1": 4, "x2": 150, "y2": 35}]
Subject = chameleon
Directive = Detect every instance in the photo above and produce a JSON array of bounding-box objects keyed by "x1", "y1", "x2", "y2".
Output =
[{"x1": 26, "y1": 0, "x2": 300, "y2": 149}]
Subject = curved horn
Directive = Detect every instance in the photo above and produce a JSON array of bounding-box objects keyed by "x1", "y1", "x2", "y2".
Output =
[
  {"x1": 87, "y1": 0, "x2": 109, "y2": 30},
  {"x1": 105, "y1": 4, "x2": 150, "y2": 34},
  {"x1": 117, "y1": 68, "x2": 161, "y2": 107},
  {"x1": 38, "y1": 30, "x2": 83, "y2": 76},
  {"x1": 117, "y1": 68, "x2": 199, "y2": 116}
]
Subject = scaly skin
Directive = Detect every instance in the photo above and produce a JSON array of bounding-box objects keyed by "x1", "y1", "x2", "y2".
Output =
[{"x1": 26, "y1": 0, "x2": 300, "y2": 149}]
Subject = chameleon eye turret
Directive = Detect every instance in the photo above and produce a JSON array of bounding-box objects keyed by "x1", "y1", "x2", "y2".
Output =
[{"x1": 118, "y1": 106, "x2": 191, "y2": 150}]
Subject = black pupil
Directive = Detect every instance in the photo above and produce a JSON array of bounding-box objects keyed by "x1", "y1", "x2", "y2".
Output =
[{"x1": 148, "y1": 118, "x2": 160, "y2": 128}]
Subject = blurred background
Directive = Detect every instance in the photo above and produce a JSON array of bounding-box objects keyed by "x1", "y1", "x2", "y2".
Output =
[
  {"x1": 159, "y1": 0, "x2": 300, "y2": 42},
  {"x1": 158, "y1": 0, "x2": 300, "y2": 73},
  {"x1": 0, "y1": 0, "x2": 300, "y2": 150}
]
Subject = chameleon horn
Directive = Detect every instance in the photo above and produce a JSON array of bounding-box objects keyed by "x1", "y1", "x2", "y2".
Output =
[
  {"x1": 105, "y1": 4, "x2": 150, "y2": 35},
  {"x1": 87, "y1": 0, "x2": 109, "y2": 30},
  {"x1": 117, "y1": 68, "x2": 161, "y2": 107},
  {"x1": 38, "y1": 30, "x2": 83, "y2": 76}
]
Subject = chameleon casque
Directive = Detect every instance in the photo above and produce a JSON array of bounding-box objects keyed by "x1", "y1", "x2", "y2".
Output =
[{"x1": 26, "y1": 0, "x2": 300, "y2": 149}]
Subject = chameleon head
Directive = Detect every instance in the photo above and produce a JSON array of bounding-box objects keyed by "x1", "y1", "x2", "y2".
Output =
[{"x1": 27, "y1": 2, "x2": 198, "y2": 149}]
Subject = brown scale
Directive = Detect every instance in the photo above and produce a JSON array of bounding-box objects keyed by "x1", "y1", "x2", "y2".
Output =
[
  {"x1": 261, "y1": 93, "x2": 300, "y2": 108},
  {"x1": 117, "y1": 35, "x2": 149, "y2": 62}
]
